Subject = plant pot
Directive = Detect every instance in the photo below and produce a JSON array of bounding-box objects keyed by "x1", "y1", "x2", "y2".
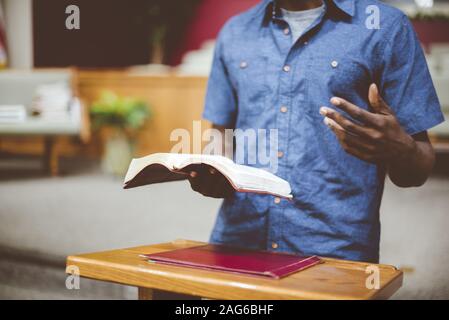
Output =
[{"x1": 101, "y1": 129, "x2": 134, "y2": 177}]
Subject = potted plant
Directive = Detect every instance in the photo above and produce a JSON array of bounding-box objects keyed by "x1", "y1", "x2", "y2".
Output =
[{"x1": 90, "y1": 90, "x2": 151, "y2": 176}]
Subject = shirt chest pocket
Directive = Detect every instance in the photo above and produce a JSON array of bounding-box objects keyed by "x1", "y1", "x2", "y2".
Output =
[
  {"x1": 228, "y1": 54, "x2": 270, "y2": 115},
  {"x1": 307, "y1": 56, "x2": 371, "y2": 103}
]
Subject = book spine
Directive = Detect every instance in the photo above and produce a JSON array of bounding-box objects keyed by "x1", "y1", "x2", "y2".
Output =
[{"x1": 266, "y1": 256, "x2": 322, "y2": 278}]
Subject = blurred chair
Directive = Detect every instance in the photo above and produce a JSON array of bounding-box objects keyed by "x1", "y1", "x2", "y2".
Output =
[
  {"x1": 176, "y1": 40, "x2": 215, "y2": 76},
  {"x1": 0, "y1": 69, "x2": 90, "y2": 175},
  {"x1": 430, "y1": 43, "x2": 449, "y2": 55},
  {"x1": 427, "y1": 44, "x2": 449, "y2": 141},
  {"x1": 429, "y1": 74, "x2": 449, "y2": 139}
]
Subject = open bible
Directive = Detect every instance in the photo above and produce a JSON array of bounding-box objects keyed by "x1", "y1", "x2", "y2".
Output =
[{"x1": 123, "y1": 153, "x2": 292, "y2": 199}]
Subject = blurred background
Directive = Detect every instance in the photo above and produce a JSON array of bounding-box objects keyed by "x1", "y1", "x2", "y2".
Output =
[{"x1": 0, "y1": 0, "x2": 448, "y2": 299}]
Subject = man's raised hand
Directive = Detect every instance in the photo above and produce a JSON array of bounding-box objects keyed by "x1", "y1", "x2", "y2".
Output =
[{"x1": 319, "y1": 83, "x2": 416, "y2": 164}]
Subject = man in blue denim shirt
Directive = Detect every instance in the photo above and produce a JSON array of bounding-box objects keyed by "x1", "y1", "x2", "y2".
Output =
[{"x1": 188, "y1": 0, "x2": 445, "y2": 262}]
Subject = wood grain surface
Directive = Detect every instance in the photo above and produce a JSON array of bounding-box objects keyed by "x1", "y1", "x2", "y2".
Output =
[{"x1": 66, "y1": 239, "x2": 402, "y2": 300}]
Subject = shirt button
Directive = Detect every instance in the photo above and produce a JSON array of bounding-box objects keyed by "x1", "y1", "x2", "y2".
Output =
[
  {"x1": 271, "y1": 242, "x2": 279, "y2": 249},
  {"x1": 280, "y1": 106, "x2": 288, "y2": 113},
  {"x1": 277, "y1": 151, "x2": 284, "y2": 158},
  {"x1": 240, "y1": 61, "x2": 248, "y2": 69},
  {"x1": 331, "y1": 60, "x2": 339, "y2": 68},
  {"x1": 274, "y1": 197, "x2": 281, "y2": 204},
  {"x1": 283, "y1": 28, "x2": 290, "y2": 35},
  {"x1": 283, "y1": 65, "x2": 291, "y2": 72}
]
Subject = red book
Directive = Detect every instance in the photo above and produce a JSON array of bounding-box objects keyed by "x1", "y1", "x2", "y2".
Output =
[{"x1": 142, "y1": 244, "x2": 321, "y2": 279}]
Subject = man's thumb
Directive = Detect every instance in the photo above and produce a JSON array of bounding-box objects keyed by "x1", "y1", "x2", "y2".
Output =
[{"x1": 368, "y1": 83, "x2": 390, "y2": 114}]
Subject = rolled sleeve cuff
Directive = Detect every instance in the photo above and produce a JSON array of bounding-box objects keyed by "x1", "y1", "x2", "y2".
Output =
[
  {"x1": 402, "y1": 107, "x2": 446, "y2": 136},
  {"x1": 202, "y1": 109, "x2": 236, "y2": 127}
]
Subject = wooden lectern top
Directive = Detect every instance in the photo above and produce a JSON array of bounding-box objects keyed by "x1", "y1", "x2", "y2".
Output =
[{"x1": 66, "y1": 240, "x2": 402, "y2": 300}]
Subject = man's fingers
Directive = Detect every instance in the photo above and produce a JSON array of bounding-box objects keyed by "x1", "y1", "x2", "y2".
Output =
[
  {"x1": 189, "y1": 171, "x2": 198, "y2": 178},
  {"x1": 321, "y1": 107, "x2": 373, "y2": 138},
  {"x1": 188, "y1": 171, "x2": 203, "y2": 192},
  {"x1": 344, "y1": 145, "x2": 379, "y2": 164},
  {"x1": 188, "y1": 166, "x2": 233, "y2": 198},
  {"x1": 210, "y1": 174, "x2": 234, "y2": 199},
  {"x1": 188, "y1": 167, "x2": 210, "y2": 191},
  {"x1": 324, "y1": 117, "x2": 343, "y2": 131},
  {"x1": 324, "y1": 118, "x2": 379, "y2": 160},
  {"x1": 368, "y1": 83, "x2": 391, "y2": 115},
  {"x1": 340, "y1": 130, "x2": 378, "y2": 154},
  {"x1": 324, "y1": 118, "x2": 350, "y2": 145},
  {"x1": 329, "y1": 97, "x2": 378, "y2": 126}
]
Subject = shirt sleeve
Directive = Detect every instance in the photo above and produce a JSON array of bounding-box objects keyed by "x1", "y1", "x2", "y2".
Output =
[
  {"x1": 379, "y1": 14, "x2": 445, "y2": 135},
  {"x1": 202, "y1": 25, "x2": 238, "y2": 128}
]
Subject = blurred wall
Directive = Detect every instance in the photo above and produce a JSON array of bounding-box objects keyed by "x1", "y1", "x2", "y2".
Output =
[
  {"x1": 414, "y1": 21, "x2": 449, "y2": 50},
  {"x1": 33, "y1": 0, "x2": 151, "y2": 68},
  {"x1": 2, "y1": 0, "x2": 448, "y2": 68},
  {"x1": 170, "y1": 0, "x2": 259, "y2": 65},
  {"x1": 170, "y1": 0, "x2": 449, "y2": 64}
]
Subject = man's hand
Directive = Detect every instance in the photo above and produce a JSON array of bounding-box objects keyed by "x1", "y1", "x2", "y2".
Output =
[
  {"x1": 185, "y1": 125, "x2": 235, "y2": 198},
  {"x1": 319, "y1": 83, "x2": 416, "y2": 164},
  {"x1": 320, "y1": 83, "x2": 435, "y2": 187},
  {"x1": 187, "y1": 165, "x2": 235, "y2": 199}
]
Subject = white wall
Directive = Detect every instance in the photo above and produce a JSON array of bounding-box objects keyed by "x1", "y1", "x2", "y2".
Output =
[{"x1": 3, "y1": 0, "x2": 33, "y2": 69}]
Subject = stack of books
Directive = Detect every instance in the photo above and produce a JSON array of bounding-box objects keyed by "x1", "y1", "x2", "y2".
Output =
[
  {"x1": 0, "y1": 105, "x2": 27, "y2": 123},
  {"x1": 32, "y1": 82, "x2": 72, "y2": 122}
]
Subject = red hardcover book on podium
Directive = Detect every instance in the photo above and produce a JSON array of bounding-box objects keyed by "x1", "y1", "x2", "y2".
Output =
[{"x1": 142, "y1": 244, "x2": 321, "y2": 279}]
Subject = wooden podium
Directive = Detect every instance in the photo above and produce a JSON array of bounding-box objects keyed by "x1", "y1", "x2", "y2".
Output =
[{"x1": 66, "y1": 240, "x2": 402, "y2": 300}]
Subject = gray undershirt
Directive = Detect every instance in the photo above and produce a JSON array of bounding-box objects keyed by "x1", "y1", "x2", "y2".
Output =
[{"x1": 281, "y1": 5, "x2": 325, "y2": 44}]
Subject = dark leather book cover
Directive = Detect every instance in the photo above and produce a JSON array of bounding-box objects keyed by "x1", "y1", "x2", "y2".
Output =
[{"x1": 142, "y1": 244, "x2": 321, "y2": 279}]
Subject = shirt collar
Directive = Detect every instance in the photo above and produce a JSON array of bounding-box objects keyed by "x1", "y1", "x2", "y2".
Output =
[
  {"x1": 259, "y1": 0, "x2": 355, "y2": 19},
  {"x1": 332, "y1": 0, "x2": 355, "y2": 17}
]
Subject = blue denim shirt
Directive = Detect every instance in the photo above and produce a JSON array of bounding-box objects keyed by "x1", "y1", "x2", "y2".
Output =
[{"x1": 203, "y1": 0, "x2": 444, "y2": 262}]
